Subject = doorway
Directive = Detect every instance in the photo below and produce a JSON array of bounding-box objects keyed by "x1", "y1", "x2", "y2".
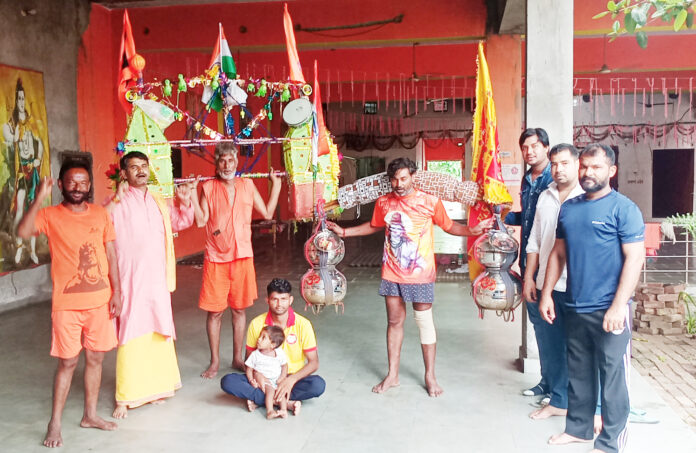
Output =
[{"x1": 652, "y1": 148, "x2": 694, "y2": 218}]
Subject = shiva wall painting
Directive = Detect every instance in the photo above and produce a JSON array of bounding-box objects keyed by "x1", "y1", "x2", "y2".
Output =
[{"x1": 0, "y1": 64, "x2": 51, "y2": 273}]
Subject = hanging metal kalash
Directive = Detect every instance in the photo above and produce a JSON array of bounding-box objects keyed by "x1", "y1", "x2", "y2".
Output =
[
  {"x1": 300, "y1": 199, "x2": 347, "y2": 314},
  {"x1": 471, "y1": 205, "x2": 523, "y2": 321}
]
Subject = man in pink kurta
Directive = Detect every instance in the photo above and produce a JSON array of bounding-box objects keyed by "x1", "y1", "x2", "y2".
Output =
[{"x1": 107, "y1": 151, "x2": 194, "y2": 418}]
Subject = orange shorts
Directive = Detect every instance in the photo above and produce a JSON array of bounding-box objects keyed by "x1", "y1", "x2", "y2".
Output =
[
  {"x1": 50, "y1": 303, "x2": 118, "y2": 359},
  {"x1": 199, "y1": 258, "x2": 258, "y2": 312}
]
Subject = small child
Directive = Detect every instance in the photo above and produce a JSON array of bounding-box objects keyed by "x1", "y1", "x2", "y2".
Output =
[{"x1": 245, "y1": 325, "x2": 289, "y2": 419}]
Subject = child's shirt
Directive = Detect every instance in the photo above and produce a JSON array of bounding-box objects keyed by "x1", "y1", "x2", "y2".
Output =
[{"x1": 245, "y1": 348, "x2": 288, "y2": 387}]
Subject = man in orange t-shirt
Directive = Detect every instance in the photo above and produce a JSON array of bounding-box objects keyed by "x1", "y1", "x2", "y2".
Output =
[
  {"x1": 191, "y1": 142, "x2": 282, "y2": 379},
  {"x1": 328, "y1": 157, "x2": 492, "y2": 397},
  {"x1": 18, "y1": 160, "x2": 122, "y2": 448}
]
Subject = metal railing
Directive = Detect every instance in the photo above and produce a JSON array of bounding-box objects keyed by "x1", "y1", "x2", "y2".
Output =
[{"x1": 642, "y1": 226, "x2": 694, "y2": 285}]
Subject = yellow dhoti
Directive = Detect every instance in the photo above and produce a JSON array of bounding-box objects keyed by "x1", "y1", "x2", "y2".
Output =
[{"x1": 115, "y1": 332, "x2": 181, "y2": 408}]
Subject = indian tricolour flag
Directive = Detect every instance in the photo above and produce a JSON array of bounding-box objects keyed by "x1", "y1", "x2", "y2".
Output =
[{"x1": 202, "y1": 23, "x2": 241, "y2": 111}]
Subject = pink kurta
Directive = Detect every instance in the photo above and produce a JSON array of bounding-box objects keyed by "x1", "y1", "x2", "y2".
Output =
[{"x1": 111, "y1": 187, "x2": 194, "y2": 345}]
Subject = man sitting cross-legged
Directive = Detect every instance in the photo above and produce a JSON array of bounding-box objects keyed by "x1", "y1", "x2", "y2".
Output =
[{"x1": 220, "y1": 278, "x2": 325, "y2": 414}]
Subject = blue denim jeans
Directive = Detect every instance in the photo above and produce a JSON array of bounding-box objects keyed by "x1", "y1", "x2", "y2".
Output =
[
  {"x1": 220, "y1": 373, "x2": 326, "y2": 407},
  {"x1": 526, "y1": 290, "x2": 569, "y2": 409}
]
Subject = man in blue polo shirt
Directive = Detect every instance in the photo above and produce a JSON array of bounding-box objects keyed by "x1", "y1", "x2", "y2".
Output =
[
  {"x1": 505, "y1": 127, "x2": 553, "y2": 398},
  {"x1": 539, "y1": 144, "x2": 644, "y2": 453}
]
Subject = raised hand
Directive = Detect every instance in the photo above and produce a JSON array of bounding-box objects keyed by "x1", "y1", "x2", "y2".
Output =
[
  {"x1": 268, "y1": 167, "x2": 281, "y2": 185},
  {"x1": 175, "y1": 182, "x2": 192, "y2": 207},
  {"x1": 37, "y1": 177, "x2": 53, "y2": 200},
  {"x1": 116, "y1": 180, "x2": 129, "y2": 200}
]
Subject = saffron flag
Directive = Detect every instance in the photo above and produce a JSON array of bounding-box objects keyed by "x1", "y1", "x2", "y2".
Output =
[
  {"x1": 202, "y1": 23, "x2": 245, "y2": 112},
  {"x1": 467, "y1": 42, "x2": 513, "y2": 280},
  {"x1": 118, "y1": 10, "x2": 140, "y2": 115},
  {"x1": 312, "y1": 60, "x2": 330, "y2": 157},
  {"x1": 284, "y1": 3, "x2": 305, "y2": 83}
]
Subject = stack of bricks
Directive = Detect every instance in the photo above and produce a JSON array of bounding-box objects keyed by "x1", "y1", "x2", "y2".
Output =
[{"x1": 634, "y1": 283, "x2": 686, "y2": 335}]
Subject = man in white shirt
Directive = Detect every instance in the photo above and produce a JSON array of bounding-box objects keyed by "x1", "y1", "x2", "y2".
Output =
[{"x1": 524, "y1": 143, "x2": 584, "y2": 420}]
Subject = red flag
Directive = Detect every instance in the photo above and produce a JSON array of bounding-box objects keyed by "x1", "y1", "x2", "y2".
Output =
[
  {"x1": 117, "y1": 10, "x2": 142, "y2": 115},
  {"x1": 467, "y1": 42, "x2": 513, "y2": 280},
  {"x1": 313, "y1": 60, "x2": 330, "y2": 156},
  {"x1": 283, "y1": 3, "x2": 305, "y2": 83}
]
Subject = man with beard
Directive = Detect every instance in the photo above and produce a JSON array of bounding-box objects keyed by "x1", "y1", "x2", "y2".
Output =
[
  {"x1": 18, "y1": 160, "x2": 122, "y2": 448},
  {"x1": 191, "y1": 142, "x2": 281, "y2": 378},
  {"x1": 539, "y1": 144, "x2": 644, "y2": 453},
  {"x1": 327, "y1": 157, "x2": 492, "y2": 397},
  {"x1": 524, "y1": 144, "x2": 583, "y2": 421},
  {"x1": 106, "y1": 151, "x2": 194, "y2": 419}
]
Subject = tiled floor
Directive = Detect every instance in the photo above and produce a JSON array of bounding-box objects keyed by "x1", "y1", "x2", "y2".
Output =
[
  {"x1": 1, "y1": 232, "x2": 695, "y2": 452},
  {"x1": 632, "y1": 332, "x2": 696, "y2": 430}
]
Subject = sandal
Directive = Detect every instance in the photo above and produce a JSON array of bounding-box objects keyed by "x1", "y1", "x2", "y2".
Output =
[{"x1": 522, "y1": 384, "x2": 547, "y2": 396}]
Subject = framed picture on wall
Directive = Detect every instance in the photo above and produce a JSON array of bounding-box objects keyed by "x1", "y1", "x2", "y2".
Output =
[{"x1": 0, "y1": 64, "x2": 51, "y2": 273}]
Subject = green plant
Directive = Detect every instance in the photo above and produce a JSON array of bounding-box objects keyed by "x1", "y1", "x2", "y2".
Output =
[
  {"x1": 664, "y1": 213, "x2": 696, "y2": 237},
  {"x1": 594, "y1": 0, "x2": 695, "y2": 48},
  {"x1": 678, "y1": 291, "x2": 696, "y2": 334}
]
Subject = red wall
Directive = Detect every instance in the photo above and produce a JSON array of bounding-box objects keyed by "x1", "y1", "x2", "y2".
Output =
[
  {"x1": 78, "y1": 0, "x2": 693, "y2": 257},
  {"x1": 77, "y1": 1, "x2": 490, "y2": 258}
]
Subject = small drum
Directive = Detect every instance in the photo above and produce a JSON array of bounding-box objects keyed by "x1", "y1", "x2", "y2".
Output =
[{"x1": 282, "y1": 97, "x2": 313, "y2": 127}]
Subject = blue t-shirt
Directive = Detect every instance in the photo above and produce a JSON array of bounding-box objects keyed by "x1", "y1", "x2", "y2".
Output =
[{"x1": 556, "y1": 190, "x2": 644, "y2": 313}]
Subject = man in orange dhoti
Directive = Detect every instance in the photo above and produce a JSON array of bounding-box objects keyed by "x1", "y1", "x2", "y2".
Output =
[
  {"x1": 106, "y1": 151, "x2": 195, "y2": 418},
  {"x1": 191, "y1": 142, "x2": 282, "y2": 379}
]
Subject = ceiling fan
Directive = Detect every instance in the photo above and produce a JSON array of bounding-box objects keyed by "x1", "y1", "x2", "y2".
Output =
[
  {"x1": 595, "y1": 34, "x2": 641, "y2": 74},
  {"x1": 408, "y1": 43, "x2": 443, "y2": 82}
]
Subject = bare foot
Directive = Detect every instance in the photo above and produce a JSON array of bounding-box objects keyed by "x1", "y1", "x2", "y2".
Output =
[
  {"x1": 548, "y1": 432, "x2": 592, "y2": 445},
  {"x1": 266, "y1": 410, "x2": 281, "y2": 419},
  {"x1": 424, "y1": 373, "x2": 443, "y2": 397},
  {"x1": 201, "y1": 362, "x2": 219, "y2": 379},
  {"x1": 277, "y1": 409, "x2": 288, "y2": 419},
  {"x1": 529, "y1": 405, "x2": 567, "y2": 420},
  {"x1": 246, "y1": 400, "x2": 258, "y2": 412},
  {"x1": 372, "y1": 374, "x2": 400, "y2": 394},
  {"x1": 594, "y1": 414, "x2": 603, "y2": 435},
  {"x1": 289, "y1": 400, "x2": 301, "y2": 416},
  {"x1": 43, "y1": 420, "x2": 62, "y2": 448},
  {"x1": 80, "y1": 415, "x2": 117, "y2": 431},
  {"x1": 112, "y1": 404, "x2": 128, "y2": 419},
  {"x1": 231, "y1": 360, "x2": 245, "y2": 372}
]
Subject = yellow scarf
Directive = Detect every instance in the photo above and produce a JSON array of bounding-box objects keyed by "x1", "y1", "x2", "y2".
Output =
[{"x1": 151, "y1": 193, "x2": 176, "y2": 292}]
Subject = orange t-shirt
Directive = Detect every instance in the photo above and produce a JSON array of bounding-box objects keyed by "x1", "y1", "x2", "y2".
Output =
[
  {"x1": 34, "y1": 203, "x2": 116, "y2": 311},
  {"x1": 371, "y1": 189, "x2": 453, "y2": 284},
  {"x1": 202, "y1": 178, "x2": 255, "y2": 263}
]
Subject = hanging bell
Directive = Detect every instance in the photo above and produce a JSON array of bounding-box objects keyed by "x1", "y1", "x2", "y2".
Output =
[
  {"x1": 300, "y1": 222, "x2": 347, "y2": 313},
  {"x1": 300, "y1": 266, "x2": 347, "y2": 313},
  {"x1": 304, "y1": 228, "x2": 345, "y2": 266},
  {"x1": 471, "y1": 228, "x2": 523, "y2": 320}
]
